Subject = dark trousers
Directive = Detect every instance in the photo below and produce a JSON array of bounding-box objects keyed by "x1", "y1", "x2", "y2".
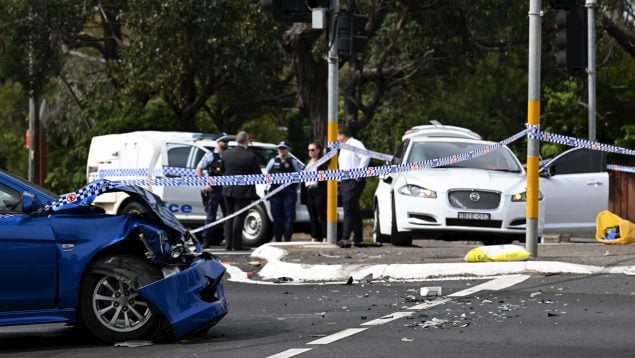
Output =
[
  {"x1": 270, "y1": 185, "x2": 297, "y2": 242},
  {"x1": 223, "y1": 197, "x2": 251, "y2": 250},
  {"x1": 203, "y1": 188, "x2": 226, "y2": 245},
  {"x1": 341, "y1": 179, "x2": 366, "y2": 243},
  {"x1": 305, "y1": 186, "x2": 326, "y2": 241}
]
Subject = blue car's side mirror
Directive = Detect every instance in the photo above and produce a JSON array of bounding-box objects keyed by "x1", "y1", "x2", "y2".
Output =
[{"x1": 21, "y1": 192, "x2": 42, "y2": 214}]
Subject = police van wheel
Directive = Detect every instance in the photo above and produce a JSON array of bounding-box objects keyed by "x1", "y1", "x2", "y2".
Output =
[
  {"x1": 242, "y1": 204, "x2": 272, "y2": 247},
  {"x1": 121, "y1": 201, "x2": 147, "y2": 215}
]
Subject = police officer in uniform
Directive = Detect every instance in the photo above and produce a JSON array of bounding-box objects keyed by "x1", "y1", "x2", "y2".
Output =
[
  {"x1": 265, "y1": 141, "x2": 302, "y2": 242},
  {"x1": 195, "y1": 133, "x2": 230, "y2": 247}
]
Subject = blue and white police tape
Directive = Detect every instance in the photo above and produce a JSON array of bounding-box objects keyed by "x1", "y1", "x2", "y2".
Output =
[
  {"x1": 607, "y1": 164, "x2": 635, "y2": 173},
  {"x1": 527, "y1": 124, "x2": 635, "y2": 156},
  {"x1": 54, "y1": 129, "x2": 527, "y2": 214}
]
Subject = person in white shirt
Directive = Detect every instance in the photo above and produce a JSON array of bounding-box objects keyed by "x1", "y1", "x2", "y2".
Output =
[{"x1": 337, "y1": 126, "x2": 370, "y2": 245}]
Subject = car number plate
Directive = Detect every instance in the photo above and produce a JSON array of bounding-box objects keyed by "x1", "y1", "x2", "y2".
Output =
[{"x1": 458, "y1": 212, "x2": 490, "y2": 220}]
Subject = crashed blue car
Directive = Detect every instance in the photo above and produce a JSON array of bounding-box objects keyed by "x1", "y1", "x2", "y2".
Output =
[{"x1": 0, "y1": 170, "x2": 227, "y2": 343}]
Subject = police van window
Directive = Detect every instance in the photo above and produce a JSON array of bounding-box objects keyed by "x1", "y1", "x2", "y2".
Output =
[
  {"x1": 193, "y1": 148, "x2": 206, "y2": 168},
  {"x1": 166, "y1": 145, "x2": 192, "y2": 168},
  {"x1": 250, "y1": 147, "x2": 278, "y2": 168},
  {"x1": 0, "y1": 184, "x2": 21, "y2": 213}
]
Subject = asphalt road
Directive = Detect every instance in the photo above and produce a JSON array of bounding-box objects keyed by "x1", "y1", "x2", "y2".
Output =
[{"x1": 2, "y1": 274, "x2": 634, "y2": 357}]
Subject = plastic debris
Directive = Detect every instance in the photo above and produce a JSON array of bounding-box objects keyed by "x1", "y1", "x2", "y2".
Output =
[
  {"x1": 401, "y1": 337, "x2": 414, "y2": 342},
  {"x1": 114, "y1": 340, "x2": 153, "y2": 348},
  {"x1": 421, "y1": 318, "x2": 448, "y2": 328},
  {"x1": 530, "y1": 291, "x2": 542, "y2": 298},
  {"x1": 624, "y1": 267, "x2": 635, "y2": 276},
  {"x1": 465, "y1": 244, "x2": 531, "y2": 262},
  {"x1": 420, "y1": 286, "x2": 442, "y2": 297}
]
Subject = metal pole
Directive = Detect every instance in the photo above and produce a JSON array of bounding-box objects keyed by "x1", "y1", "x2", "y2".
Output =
[
  {"x1": 586, "y1": 0, "x2": 597, "y2": 141},
  {"x1": 326, "y1": 0, "x2": 339, "y2": 245},
  {"x1": 27, "y1": 7, "x2": 37, "y2": 183},
  {"x1": 526, "y1": 0, "x2": 542, "y2": 257}
]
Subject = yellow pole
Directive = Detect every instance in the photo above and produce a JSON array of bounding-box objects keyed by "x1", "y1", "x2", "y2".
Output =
[{"x1": 327, "y1": 121, "x2": 338, "y2": 244}]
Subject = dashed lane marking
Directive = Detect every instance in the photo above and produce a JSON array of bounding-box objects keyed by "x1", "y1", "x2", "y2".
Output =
[
  {"x1": 307, "y1": 328, "x2": 368, "y2": 345},
  {"x1": 266, "y1": 348, "x2": 313, "y2": 358},
  {"x1": 360, "y1": 311, "x2": 414, "y2": 326}
]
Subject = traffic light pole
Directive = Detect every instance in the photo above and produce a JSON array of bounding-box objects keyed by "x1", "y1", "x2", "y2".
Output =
[
  {"x1": 326, "y1": 0, "x2": 340, "y2": 245},
  {"x1": 526, "y1": 0, "x2": 542, "y2": 257},
  {"x1": 586, "y1": 0, "x2": 596, "y2": 141}
]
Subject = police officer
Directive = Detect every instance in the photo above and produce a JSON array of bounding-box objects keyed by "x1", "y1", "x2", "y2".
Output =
[
  {"x1": 265, "y1": 141, "x2": 302, "y2": 242},
  {"x1": 195, "y1": 133, "x2": 230, "y2": 247}
]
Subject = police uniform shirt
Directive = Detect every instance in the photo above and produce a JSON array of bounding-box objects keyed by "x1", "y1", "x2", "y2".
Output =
[
  {"x1": 265, "y1": 156, "x2": 302, "y2": 174},
  {"x1": 197, "y1": 151, "x2": 224, "y2": 176}
]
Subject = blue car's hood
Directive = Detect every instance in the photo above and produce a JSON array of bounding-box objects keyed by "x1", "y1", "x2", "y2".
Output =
[{"x1": 51, "y1": 180, "x2": 187, "y2": 235}]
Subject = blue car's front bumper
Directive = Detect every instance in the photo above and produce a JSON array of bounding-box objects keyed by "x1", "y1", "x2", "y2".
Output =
[{"x1": 136, "y1": 257, "x2": 228, "y2": 339}]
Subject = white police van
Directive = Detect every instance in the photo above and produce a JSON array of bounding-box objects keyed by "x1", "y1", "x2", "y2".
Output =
[{"x1": 86, "y1": 131, "x2": 313, "y2": 247}]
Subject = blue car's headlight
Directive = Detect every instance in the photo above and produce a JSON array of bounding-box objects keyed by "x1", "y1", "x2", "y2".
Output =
[
  {"x1": 511, "y1": 190, "x2": 543, "y2": 202},
  {"x1": 398, "y1": 185, "x2": 437, "y2": 198}
]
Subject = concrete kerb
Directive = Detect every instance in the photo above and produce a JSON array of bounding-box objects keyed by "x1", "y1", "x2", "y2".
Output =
[{"x1": 249, "y1": 242, "x2": 631, "y2": 283}]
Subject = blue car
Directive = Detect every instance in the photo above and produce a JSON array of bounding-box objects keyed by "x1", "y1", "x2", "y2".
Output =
[{"x1": 0, "y1": 170, "x2": 228, "y2": 343}]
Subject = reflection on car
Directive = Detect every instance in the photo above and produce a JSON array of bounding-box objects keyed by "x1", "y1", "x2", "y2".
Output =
[
  {"x1": 0, "y1": 170, "x2": 227, "y2": 343},
  {"x1": 373, "y1": 124, "x2": 608, "y2": 246}
]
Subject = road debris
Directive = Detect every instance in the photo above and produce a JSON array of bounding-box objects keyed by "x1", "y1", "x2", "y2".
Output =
[
  {"x1": 114, "y1": 340, "x2": 153, "y2": 348},
  {"x1": 420, "y1": 286, "x2": 442, "y2": 297}
]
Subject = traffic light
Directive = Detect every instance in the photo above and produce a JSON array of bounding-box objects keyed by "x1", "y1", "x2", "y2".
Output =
[
  {"x1": 260, "y1": 0, "x2": 327, "y2": 23},
  {"x1": 337, "y1": 11, "x2": 368, "y2": 58},
  {"x1": 555, "y1": 8, "x2": 587, "y2": 73}
]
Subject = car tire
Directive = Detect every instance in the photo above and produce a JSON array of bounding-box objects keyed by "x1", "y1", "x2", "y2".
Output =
[
  {"x1": 80, "y1": 255, "x2": 168, "y2": 343},
  {"x1": 390, "y1": 193, "x2": 412, "y2": 246},
  {"x1": 120, "y1": 201, "x2": 147, "y2": 215},
  {"x1": 372, "y1": 203, "x2": 390, "y2": 243},
  {"x1": 242, "y1": 203, "x2": 272, "y2": 247}
]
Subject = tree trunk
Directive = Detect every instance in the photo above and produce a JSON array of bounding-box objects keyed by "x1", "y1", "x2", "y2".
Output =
[{"x1": 282, "y1": 24, "x2": 329, "y2": 146}]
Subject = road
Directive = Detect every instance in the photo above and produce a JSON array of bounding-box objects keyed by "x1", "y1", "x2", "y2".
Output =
[{"x1": 2, "y1": 273, "x2": 634, "y2": 357}]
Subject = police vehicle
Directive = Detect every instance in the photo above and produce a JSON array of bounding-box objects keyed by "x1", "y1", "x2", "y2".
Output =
[{"x1": 86, "y1": 131, "x2": 320, "y2": 247}]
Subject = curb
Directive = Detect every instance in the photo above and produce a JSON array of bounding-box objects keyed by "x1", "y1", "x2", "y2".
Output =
[{"x1": 249, "y1": 243, "x2": 632, "y2": 283}]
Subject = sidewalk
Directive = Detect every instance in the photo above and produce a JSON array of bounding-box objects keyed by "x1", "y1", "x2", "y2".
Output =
[{"x1": 235, "y1": 239, "x2": 635, "y2": 283}]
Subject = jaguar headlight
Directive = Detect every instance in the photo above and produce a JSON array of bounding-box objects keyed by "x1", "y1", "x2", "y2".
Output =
[
  {"x1": 511, "y1": 190, "x2": 543, "y2": 202},
  {"x1": 398, "y1": 185, "x2": 437, "y2": 198}
]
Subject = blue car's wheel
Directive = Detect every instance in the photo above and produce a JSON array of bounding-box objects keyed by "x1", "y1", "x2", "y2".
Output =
[{"x1": 80, "y1": 255, "x2": 167, "y2": 343}]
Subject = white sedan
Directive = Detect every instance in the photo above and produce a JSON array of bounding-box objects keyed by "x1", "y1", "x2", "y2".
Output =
[{"x1": 373, "y1": 125, "x2": 608, "y2": 246}]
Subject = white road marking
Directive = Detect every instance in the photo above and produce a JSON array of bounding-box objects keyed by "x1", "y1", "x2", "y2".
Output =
[
  {"x1": 408, "y1": 297, "x2": 452, "y2": 311},
  {"x1": 447, "y1": 274, "x2": 530, "y2": 297},
  {"x1": 307, "y1": 328, "x2": 368, "y2": 345},
  {"x1": 266, "y1": 348, "x2": 313, "y2": 358},
  {"x1": 361, "y1": 311, "x2": 414, "y2": 326}
]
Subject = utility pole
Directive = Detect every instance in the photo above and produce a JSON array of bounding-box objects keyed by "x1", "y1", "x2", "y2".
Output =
[
  {"x1": 586, "y1": 0, "x2": 597, "y2": 141},
  {"x1": 325, "y1": 0, "x2": 340, "y2": 245},
  {"x1": 27, "y1": 8, "x2": 39, "y2": 184},
  {"x1": 526, "y1": 0, "x2": 542, "y2": 257}
]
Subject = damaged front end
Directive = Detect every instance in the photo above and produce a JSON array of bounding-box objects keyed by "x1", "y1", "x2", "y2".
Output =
[{"x1": 54, "y1": 181, "x2": 229, "y2": 339}]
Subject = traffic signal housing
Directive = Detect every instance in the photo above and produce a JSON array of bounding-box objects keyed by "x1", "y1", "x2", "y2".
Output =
[
  {"x1": 260, "y1": 0, "x2": 328, "y2": 23},
  {"x1": 337, "y1": 11, "x2": 368, "y2": 58},
  {"x1": 555, "y1": 8, "x2": 587, "y2": 73}
]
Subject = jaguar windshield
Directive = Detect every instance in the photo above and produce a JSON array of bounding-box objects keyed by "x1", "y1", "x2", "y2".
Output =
[{"x1": 406, "y1": 141, "x2": 522, "y2": 173}]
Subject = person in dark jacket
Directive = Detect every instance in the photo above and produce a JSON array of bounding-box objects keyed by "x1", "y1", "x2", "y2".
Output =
[
  {"x1": 195, "y1": 133, "x2": 229, "y2": 247},
  {"x1": 222, "y1": 131, "x2": 261, "y2": 251},
  {"x1": 304, "y1": 141, "x2": 327, "y2": 242},
  {"x1": 265, "y1": 141, "x2": 302, "y2": 242}
]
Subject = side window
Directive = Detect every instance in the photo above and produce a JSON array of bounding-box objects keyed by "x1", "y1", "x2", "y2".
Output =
[
  {"x1": 193, "y1": 148, "x2": 206, "y2": 168},
  {"x1": 392, "y1": 140, "x2": 410, "y2": 165},
  {"x1": 166, "y1": 144, "x2": 193, "y2": 168},
  {"x1": 551, "y1": 148, "x2": 606, "y2": 175},
  {"x1": 0, "y1": 184, "x2": 21, "y2": 213}
]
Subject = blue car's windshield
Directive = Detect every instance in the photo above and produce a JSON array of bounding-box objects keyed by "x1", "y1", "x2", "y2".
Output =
[{"x1": 406, "y1": 142, "x2": 522, "y2": 173}]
